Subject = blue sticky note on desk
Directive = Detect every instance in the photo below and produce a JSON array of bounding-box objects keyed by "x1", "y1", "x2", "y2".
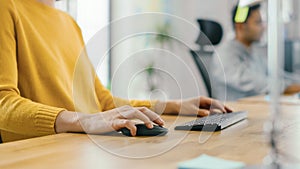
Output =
[{"x1": 178, "y1": 154, "x2": 245, "y2": 169}]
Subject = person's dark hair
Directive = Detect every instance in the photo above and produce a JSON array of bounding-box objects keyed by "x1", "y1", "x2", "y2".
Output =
[{"x1": 232, "y1": 4, "x2": 261, "y2": 29}]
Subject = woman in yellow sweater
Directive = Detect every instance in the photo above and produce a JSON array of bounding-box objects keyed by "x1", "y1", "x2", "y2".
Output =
[{"x1": 0, "y1": 0, "x2": 231, "y2": 143}]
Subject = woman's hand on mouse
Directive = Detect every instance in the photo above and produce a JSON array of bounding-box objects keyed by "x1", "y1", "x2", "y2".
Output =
[
  {"x1": 54, "y1": 96, "x2": 231, "y2": 136},
  {"x1": 55, "y1": 105, "x2": 165, "y2": 136},
  {"x1": 154, "y1": 96, "x2": 232, "y2": 116}
]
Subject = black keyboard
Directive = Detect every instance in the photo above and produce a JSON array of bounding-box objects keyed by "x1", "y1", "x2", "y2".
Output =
[{"x1": 174, "y1": 111, "x2": 248, "y2": 131}]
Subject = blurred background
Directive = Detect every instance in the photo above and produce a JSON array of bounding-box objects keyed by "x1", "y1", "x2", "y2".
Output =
[{"x1": 56, "y1": 0, "x2": 300, "y2": 100}]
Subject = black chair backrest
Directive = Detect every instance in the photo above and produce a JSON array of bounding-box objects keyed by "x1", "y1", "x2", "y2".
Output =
[
  {"x1": 196, "y1": 19, "x2": 223, "y2": 46},
  {"x1": 190, "y1": 50, "x2": 212, "y2": 97}
]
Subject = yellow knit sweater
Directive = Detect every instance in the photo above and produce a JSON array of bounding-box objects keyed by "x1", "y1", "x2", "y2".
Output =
[{"x1": 0, "y1": 0, "x2": 154, "y2": 142}]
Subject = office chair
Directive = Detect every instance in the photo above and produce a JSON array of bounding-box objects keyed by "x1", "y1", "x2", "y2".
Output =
[
  {"x1": 191, "y1": 19, "x2": 223, "y2": 97},
  {"x1": 195, "y1": 19, "x2": 223, "y2": 55},
  {"x1": 190, "y1": 50, "x2": 212, "y2": 97}
]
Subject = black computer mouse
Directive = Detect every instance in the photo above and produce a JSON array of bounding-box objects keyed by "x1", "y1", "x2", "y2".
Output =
[{"x1": 120, "y1": 124, "x2": 168, "y2": 137}]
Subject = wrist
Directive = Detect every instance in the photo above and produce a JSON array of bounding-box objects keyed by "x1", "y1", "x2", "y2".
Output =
[
  {"x1": 55, "y1": 111, "x2": 83, "y2": 133},
  {"x1": 169, "y1": 100, "x2": 181, "y2": 113},
  {"x1": 154, "y1": 100, "x2": 180, "y2": 115}
]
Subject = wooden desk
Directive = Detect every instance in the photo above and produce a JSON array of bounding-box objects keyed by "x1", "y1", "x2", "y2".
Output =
[
  {"x1": 238, "y1": 94, "x2": 300, "y2": 105},
  {"x1": 0, "y1": 102, "x2": 299, "y2": 169}
]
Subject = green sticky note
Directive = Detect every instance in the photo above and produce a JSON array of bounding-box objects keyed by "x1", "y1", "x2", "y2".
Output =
[
  {"x1": 235, "y1": 6, "x2": 249, "y2": 23},
  {"x1": 178, "y1": 154, "x2": 245, "y2": 169}
]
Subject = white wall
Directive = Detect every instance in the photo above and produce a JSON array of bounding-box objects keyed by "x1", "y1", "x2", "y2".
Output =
[
  {"x1": 110, "y1": 0, "x2": 238, "y2": 100},
  {"x1": 285, "y1": 0, "x2": 300, "y2": 39},
  {"x1": 76, "y1": 0, "x2": 110, "y2": 87},
  {"x1": 172, "y1": 0, "x2": 237, "y2": 48}
]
